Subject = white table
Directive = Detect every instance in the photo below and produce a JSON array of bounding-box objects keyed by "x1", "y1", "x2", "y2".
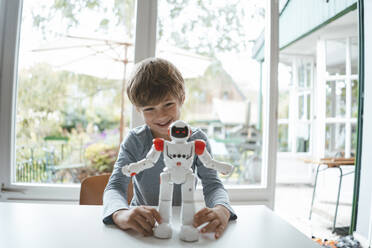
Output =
[{"x1": 0, "y1": 202, "x2": 320, "y2": 248}]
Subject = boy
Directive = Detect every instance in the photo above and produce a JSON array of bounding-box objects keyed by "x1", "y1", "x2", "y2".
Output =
[{"x1": 102, "y1": 58, "x2": 237, "y2": 239}]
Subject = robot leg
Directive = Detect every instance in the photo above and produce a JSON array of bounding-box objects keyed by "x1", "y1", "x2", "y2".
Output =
[
  {"x1": 153, "y1": 172, "x2": 173, "y2": 239},
  {"x1": 179, "y1": 172, "x2": 199, "y2": 242}
]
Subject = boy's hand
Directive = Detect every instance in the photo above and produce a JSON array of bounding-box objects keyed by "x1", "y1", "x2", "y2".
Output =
[
  {"x1": 112, "y1": 206, "x2": 162, "y2": 236},
  {"x1": 193, "y1": 205, "x2": 231, "y2": 239}
]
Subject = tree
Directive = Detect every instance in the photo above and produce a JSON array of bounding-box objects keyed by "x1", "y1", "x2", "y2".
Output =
[{"x1": 31, "y1": 0, "x2": 265, "y2": 58}]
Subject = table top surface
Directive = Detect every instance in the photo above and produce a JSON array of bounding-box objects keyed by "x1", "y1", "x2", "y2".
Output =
[
  {"x1": 303, "y1": 157, "x2": 355, "y2": 167},
  {"x1": 0, "y1": 202, "x2": 320, "y2": 248}
]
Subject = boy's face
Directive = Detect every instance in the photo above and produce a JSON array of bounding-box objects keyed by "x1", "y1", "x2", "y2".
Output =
[{"x1": 139, "y1": 95, "x2": 183, "y2": 140}]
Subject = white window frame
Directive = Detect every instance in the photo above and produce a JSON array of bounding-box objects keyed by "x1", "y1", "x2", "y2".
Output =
[
  {"x1": 317, "y1": 37, "x2": 358, "y2": 158},
  {"x1": 0, "y1": 0, "x2": 279, "y2": 208},
  {"x1": 279, "y1": 57, "x2": 314, "y2": 157}
]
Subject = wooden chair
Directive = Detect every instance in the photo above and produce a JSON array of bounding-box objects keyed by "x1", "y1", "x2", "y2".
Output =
[{"x1": 79, "y1": 174, "x2": 133, "y2": 205}]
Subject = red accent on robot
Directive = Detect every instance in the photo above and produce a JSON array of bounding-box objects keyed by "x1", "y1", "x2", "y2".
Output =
[
  {"x1": 130, "y1": 172, "x2": 136, "y2": 177},
  {"x1": 195, "y1": 140, "x2": 206, "y2": 155},
  {"x1": 153, "y1": 138, "x2": 164, "y2": 151}
]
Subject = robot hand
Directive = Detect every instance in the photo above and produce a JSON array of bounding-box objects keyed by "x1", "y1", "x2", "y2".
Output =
[
  {"x1": 216, "y1": 161, "x2": 234, "y2": 176},
  {"x1": 121, "y1": 144, "x2": 162, "y2": 177},
  {"x1": 121, "y1": 159, "x2": 154, "y2": 177}
]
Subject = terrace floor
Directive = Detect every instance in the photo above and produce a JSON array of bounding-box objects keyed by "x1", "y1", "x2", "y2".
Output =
[{"x1": 274, "y1": 183, "x2": 352, "y2": 241}]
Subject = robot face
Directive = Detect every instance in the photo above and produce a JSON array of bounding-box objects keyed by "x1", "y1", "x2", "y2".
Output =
[
  {"x1": 171, "y1": 125, "x2": 189, "y2": 139},
  {"x1": 169, "y1": 120, "x2": 191, "y2": 141}
]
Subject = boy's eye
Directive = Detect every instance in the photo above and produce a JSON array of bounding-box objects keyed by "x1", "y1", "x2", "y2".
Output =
[
  {"x1": 165, "y1": 102, "x2": 174, "y2": 107},
  {"x1": 143, "y1": 107, "x2": 154, "y2": 112}
]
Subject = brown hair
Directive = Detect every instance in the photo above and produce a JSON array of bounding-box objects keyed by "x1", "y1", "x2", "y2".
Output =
[{"x1": 126, "y1": 58, "x2": 185, "y2": 107}]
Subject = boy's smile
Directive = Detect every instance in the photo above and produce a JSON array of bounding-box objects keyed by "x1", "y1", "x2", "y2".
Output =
[{"x1": 139, "y1": 95, "x2": 184, "y2": 140}]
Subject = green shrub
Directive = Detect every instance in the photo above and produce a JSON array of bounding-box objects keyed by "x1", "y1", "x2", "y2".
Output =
[{"x1": 84, "y1": 143, "x2": 118, "y2": 173}]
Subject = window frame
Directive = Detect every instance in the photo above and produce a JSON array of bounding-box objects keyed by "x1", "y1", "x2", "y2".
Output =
[
  {"x1": 0, "y1": 0, "x2": 279, "y2": 207},
  {"x1": 323, "y1": 37, "x2": 358, "y2": 158}
]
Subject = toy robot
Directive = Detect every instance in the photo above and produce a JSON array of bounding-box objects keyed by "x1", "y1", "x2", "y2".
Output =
[{"x1": 122, "y1": 120, "x2": 234, "y2": 242}]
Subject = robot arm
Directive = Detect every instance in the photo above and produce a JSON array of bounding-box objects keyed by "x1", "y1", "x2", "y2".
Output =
[
  {"x1": 122, "y1": 138, "x2": 164, "y2": 177},
  {"x1": 194, "y1": 140, "x2": 234, "y2": 176}
]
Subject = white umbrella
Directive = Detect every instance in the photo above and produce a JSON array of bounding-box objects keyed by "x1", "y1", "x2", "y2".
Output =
[{"x1": 28, "y1": 36, "x2": 212, "y2": 142}]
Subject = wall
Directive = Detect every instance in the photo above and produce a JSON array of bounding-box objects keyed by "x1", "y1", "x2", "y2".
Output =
[{"x1": 355, "y1": 0, "x2": 372, "y2": 245}]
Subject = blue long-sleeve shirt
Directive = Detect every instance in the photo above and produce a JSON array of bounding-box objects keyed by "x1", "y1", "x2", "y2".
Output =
[{"x1": 102, "y1": 124, "x2": 237, "y2": 224}]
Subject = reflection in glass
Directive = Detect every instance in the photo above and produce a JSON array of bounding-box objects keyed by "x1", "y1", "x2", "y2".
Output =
[
  {"x1": 306, "y1": 94, "x2": 311, "y2": 120},
  {"x1": 296, "y1": 123, "x2": 310, "y2": 153},
  {"x1": 298, "y1": 95, "x2": 304, "y2": 119},
  {"x1": 351, "y1": 36, "x2": 359, "y2": 75},
  {"x1": 279, "y1": 91, "x2": 289, "y2": 119},
  {"x1": 278, "y1": 124, "x2": 289, "y2": 152},
  {"x1": 326, "y1": 39, "x2": 346, "y2": 76},
  {"x1": 352, "y1": 80, "x2": 359, "y2": 118},
  {"x1": 306, "y1": 63, "x2": 312, "y2": 88},
  {"x1": 326, "y1": 81, "x2": 346, "y2": 118},
  {"x1": 157, "y1": 0, "x2": 265, "y2": 185},
  {"x1": 351, "y1": 124, "x2": 357, "y2": 156},
  {"x1": 16, "y1": 0, "x2": 135, "y2": 184},
  {"x1": 298, "y1": 63, "x2": 305, "y2": 88},
  {"x1": 325, "y1": 123, "x2": 346, "y2": 156}
]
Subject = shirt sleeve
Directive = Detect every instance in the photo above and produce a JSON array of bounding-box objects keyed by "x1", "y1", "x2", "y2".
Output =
[
  {"x1": 195, "y1": 134, "x2": 237, "y2": 221},
  {"x1": 102, "y1": 132, "x2": 137, "y2": 224}
]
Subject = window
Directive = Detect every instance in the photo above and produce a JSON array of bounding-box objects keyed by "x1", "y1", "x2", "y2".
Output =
[
  {"x1": 156, "y1": 0, "x2": 265, "y2": 186},
  {"x1": 14, "y1": 0, "x2": 136, "y2": 186},
  {"x1": 323, "y1": 37, "x2": 358, "y2": 157},
  {"x1": 1, "y1": 0, "x2": 279, "y2": 204},
  {"x1": 294, "y1": 59, "x2": 313, "y2": 153},
  {"x1": 277, "y1": 63, "x2": 291, "y2": 152},
  {"x1": 326, "y1": 39, "x2": 346, "y2": 76}
]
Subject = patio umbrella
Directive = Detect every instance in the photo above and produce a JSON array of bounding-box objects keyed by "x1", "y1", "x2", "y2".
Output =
[{"x1": 27, "y1": 35, "x2": 212, "y2": 142}]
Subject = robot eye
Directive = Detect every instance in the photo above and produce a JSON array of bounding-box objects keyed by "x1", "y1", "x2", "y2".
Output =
[
  {"x1": 173, "y1": 154, "x2": 176, "y2": 158},
  {"x1": 176, "y1": 131, "x2": 180, "y2": 133},
  {"x1": 182, "y1": 154, "x2": 186, "y2": 158},
  {"x1": 177, "y1": 154, "x2": 181, "y2": 158},
  {"x1": 182, "y1": 131, "x2": 185, "y2": 133}
]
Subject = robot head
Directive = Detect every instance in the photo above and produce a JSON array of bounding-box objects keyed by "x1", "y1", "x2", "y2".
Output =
[{"x1": 168, "y1": 120, "x2": 191, "y2": 142}]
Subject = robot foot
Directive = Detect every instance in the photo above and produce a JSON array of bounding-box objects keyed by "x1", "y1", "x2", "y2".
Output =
[
  {"x1": 179, "y1": 225, "x2": 199, "y2": 242},
  {"x1": 153, "y1": 223, "x2": 172, "y2": 239}
]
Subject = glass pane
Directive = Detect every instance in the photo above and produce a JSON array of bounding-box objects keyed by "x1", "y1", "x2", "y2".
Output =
[
  {"x1": 350, "y1": 36, "x2": 359, "y2": 75},
  {"x1": 326, "y1": 81, "x2": 346, "y2": 118},
  {"x1": 352, "y1": 79, "x2": 359, "y2": 118},
  {"x1": 16, "y1": 1, "x2": 135, "y2": 184},
  {"x1": 306, "y1": 62, "x2": 312, "y2": 88},
  {"x1": 325, "y1": 123, "x2": 346, "y2": 157},
  {"x1": 156, "y1": 0, "x2": 265, "y2": 185},
  {"x1": 278, "y1": 124, "x2": 290, "y2": 152},
  {"x1": 298, "y1": 63, "x2": 305, "y2": 88},
  {"x1": 326, "y1": 39, "x2": 346, "y2": 76},
  {"x1": 306, "y1": 94, "x2": 311, "y2": 120},
  {"x1": 296, "y1": 123, "x2": 310, "y2": 153},
  {"x1": 298, "y1": 95, "x2": 304, "y2": 119},
  {"x1": 279, "y1": 91, "x2": 289, "y2": 119},
  {"x1": 351, "y1": 124, "x2": 357, "y2": 157}
]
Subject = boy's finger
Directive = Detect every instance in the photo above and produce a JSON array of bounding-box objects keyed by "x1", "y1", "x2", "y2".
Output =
[
  {"x1": 131, "y1": 221, "x2": 148, "y2": 236},
  {"x1": 201, "y1": 219, "x2": 220, "y2": 233},
  {"x1": 139, "y1": 209, "x2": 156, "y2": 227},
  {"x1": 143, "y1": 206, "x2": 162, "y2": 224},
  {"x1": 149, "y1": 208, "x2": 162, "y2": 224},
  {"x1": 215, "y1": 224, "x2": 225, "y2": 239},
  {"x1": 194, "y1": 212, "x2": 215, "y2": 227},
  {"x1": 194, "y1": 208, "x2": 210, "y2": 218},
  {"x1": 135, "y1": 215, "x2": 153, "y2": 235}
]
